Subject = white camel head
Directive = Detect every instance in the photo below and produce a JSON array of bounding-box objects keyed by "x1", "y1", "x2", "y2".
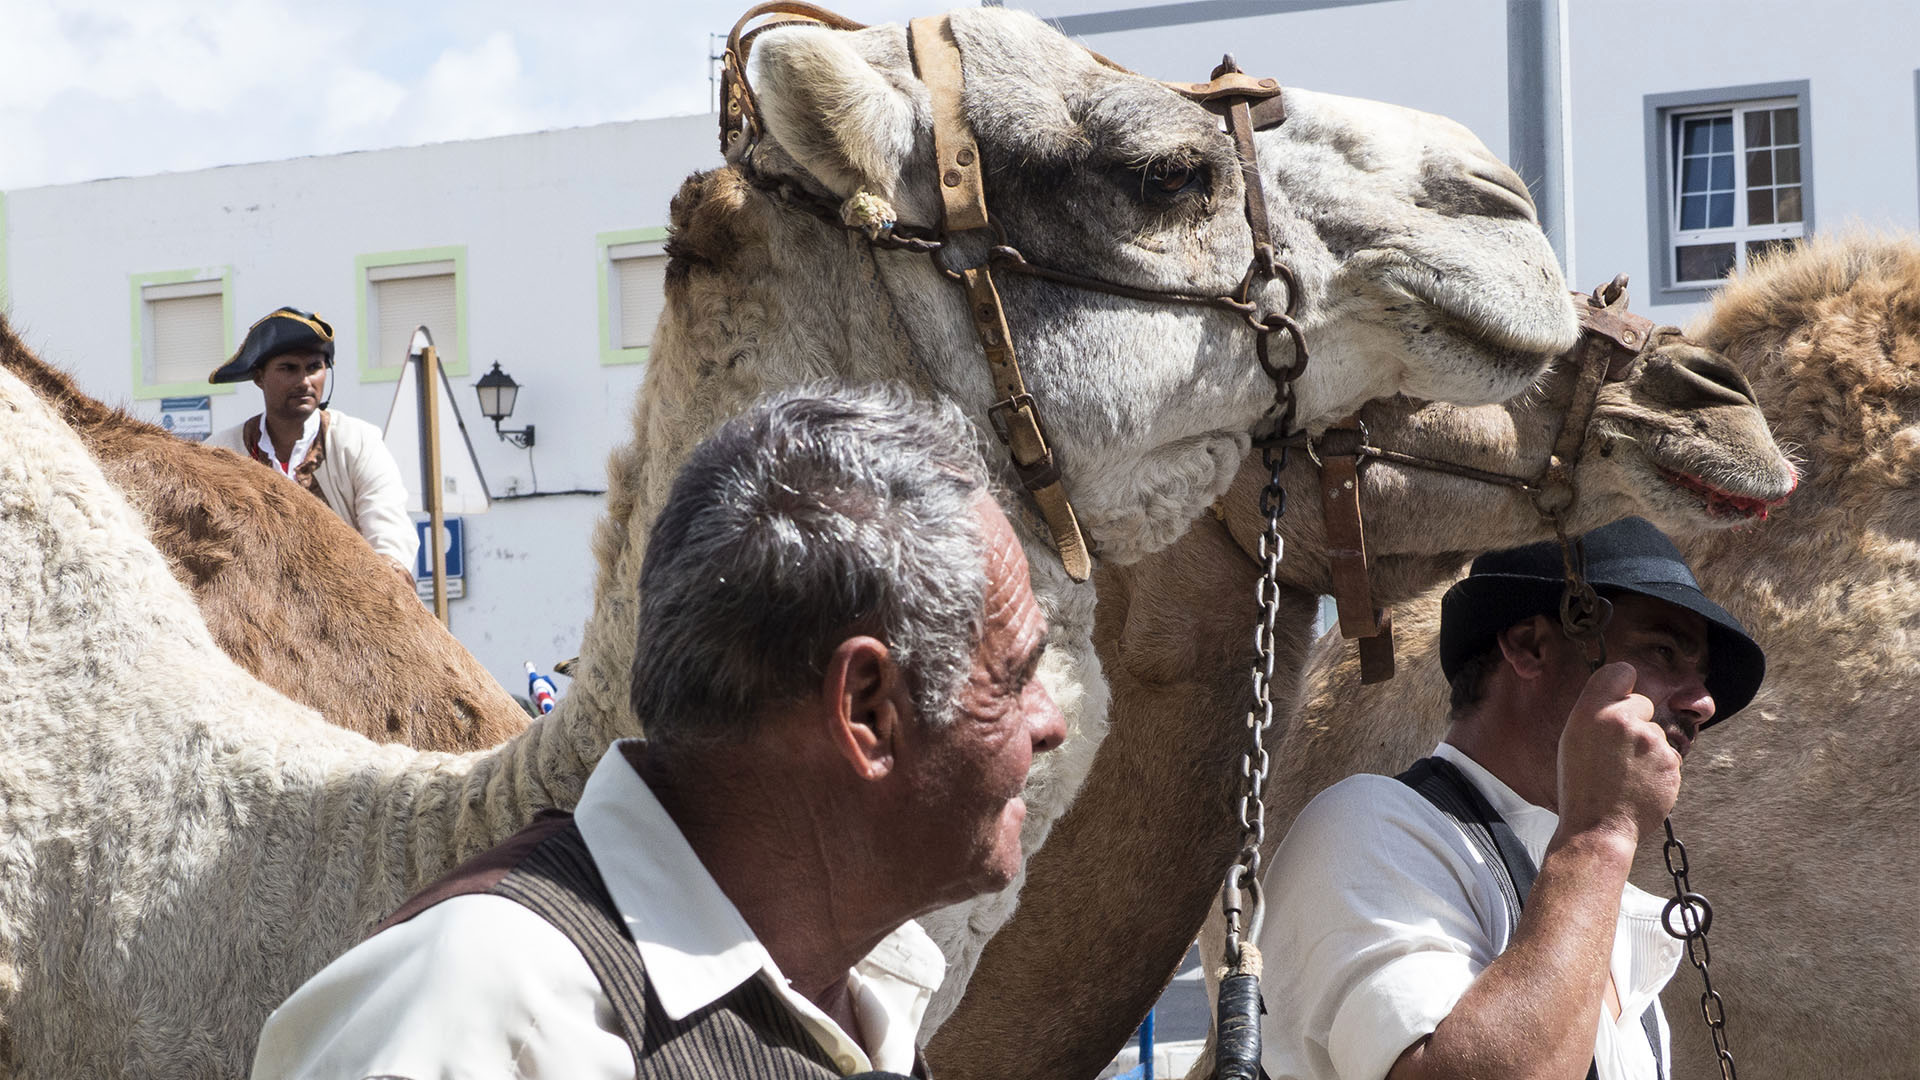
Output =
[{"x1": 735, "y1": 7, "x2": 1578, "y2": 565}]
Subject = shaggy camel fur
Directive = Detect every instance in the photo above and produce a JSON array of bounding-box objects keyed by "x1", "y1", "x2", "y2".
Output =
[
  {"x1": 0, "y1": 336, "x2": 528, "y2": 751},
  {"x1": 928, "y1": 322, "x2": 1796, "y2": 1079},
  {"x1": 0, "y1": 9, "x2": 1586, "y2": 1073},
  {"x1": 1178, "y1": 234, "x2": 1919, "y2": 1080}
]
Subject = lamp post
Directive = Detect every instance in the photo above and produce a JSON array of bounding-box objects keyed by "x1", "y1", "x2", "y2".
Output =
[{"x1": 474, "y1": 362, "x2": 535, "y2": 448}]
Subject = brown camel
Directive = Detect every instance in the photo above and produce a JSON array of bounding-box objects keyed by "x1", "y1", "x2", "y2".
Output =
[
  {"x1": 928, "y1": 313, "x2": 1797, "y2": 1079},
  {"x1": 1245, "y1": 232, "x2": 1920, "y2": 1080},
  {"x1": 0, "y1": 334, "x2": 527, "y2": 751}
]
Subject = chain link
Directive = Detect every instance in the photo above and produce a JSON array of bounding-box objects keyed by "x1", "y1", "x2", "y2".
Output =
[
  {"x1": 1662, "y1": 820, "x2": 1739, "y2": 1079},
  {"x1": 1552, "y1": 520, "x2": 1736, "y2": 1080},
  {"x1": 1221, "y1": 442, "x2": 1287, "y2": 968}
]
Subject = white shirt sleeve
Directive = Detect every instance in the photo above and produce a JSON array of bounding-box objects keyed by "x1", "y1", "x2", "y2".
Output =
[
  {"x1": 1257, "y1": 775, "x2": 1510, "y2": 1080},
  {"x1": 330, "y1": 414, "x2": 420, "y2": 570},
  {"x1": 251, "y1": 894, "x2": 633, "y2": 1080}
]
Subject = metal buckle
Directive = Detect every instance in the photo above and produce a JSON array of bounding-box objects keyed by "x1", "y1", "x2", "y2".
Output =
[{"x1": 986, "y1": 392, "x2": 1037, "y2": 446}]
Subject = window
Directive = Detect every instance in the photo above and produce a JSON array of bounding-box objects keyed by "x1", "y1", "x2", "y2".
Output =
[
  {"x1": 355, "y1": 247, "x2": 468, "y2": 381},
  {"x1": 1645, "y1": 82, "x2": 1811, "y2": 302},
  {"x1": 1671, "y1": 103, "x2": 1803, "y2": 283},
  {"x1": 597, "y1": 227, "x2": 669, "y2": 365},
  {"x1": 129, "y1": 268, "x2": 234, "y2": 400}
]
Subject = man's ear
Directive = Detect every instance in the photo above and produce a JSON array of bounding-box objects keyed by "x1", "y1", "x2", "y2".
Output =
[
  {"x1": 822, "y1": 635, "x2": 911, "y2": 782},
  {"x1": 1495, "y1": 615, "x2": 1560, "y2": 681},
  {"x1": 750, "y1": 24, "x2": 921, "y2": 221}
]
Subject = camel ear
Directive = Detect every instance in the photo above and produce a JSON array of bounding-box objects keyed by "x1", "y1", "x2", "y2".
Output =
[{"x1": 751, "y1": 25, "x2": 918, "y2": 223}]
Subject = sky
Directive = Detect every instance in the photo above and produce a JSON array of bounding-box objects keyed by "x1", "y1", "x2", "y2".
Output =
[{"x1": 0, "y1": 0, "x2": 941, "y2": 191}]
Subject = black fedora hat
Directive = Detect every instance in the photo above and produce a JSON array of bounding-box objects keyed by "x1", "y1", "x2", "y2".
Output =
[
  {"x1": 209, "y1": 307, "x2": 334, "y2": 384},
  {"x1": 1439, "y1": 517, "x2": 1763, "y2": 724}
]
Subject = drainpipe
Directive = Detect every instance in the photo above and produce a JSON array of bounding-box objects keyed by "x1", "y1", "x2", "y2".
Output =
[{"x1": 1508, "y1": 0, "x2": 1574, "y2": 279}]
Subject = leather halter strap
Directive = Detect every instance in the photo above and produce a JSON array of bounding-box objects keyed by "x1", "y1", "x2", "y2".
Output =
[
  {"x1": 1264, "y1": 277, "x2": 1659, "y2": 683},
  {"x1": 910, "y1": 14, "x2": 1092, "y2": 580}
]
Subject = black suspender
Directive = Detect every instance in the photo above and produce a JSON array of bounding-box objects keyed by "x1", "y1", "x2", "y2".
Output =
[{"x1": 1397, "y1": 757, "x2": 1665, "y2": 1080}]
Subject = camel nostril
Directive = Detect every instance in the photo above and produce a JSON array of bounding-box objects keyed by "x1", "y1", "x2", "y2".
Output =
[{"x1": 1668, "y1": 345, "x2": 1759, "y2": 407}]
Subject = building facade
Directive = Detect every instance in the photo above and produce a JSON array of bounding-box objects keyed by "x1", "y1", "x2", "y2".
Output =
[{"x1": 1, "y1": 0, "x2": 1915, "y2": 701}]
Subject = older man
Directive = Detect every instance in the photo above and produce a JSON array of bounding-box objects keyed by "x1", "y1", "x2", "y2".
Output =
[
  {"x1": 207, "y1": 306, "x2": 418, "y2": 580},
  {"x1": 1256, "y1": 517, "x2": 1765, "y2": 1080},
  {"x1": 251, "y1": 383, "x2": 1066, "y2": 1078}
]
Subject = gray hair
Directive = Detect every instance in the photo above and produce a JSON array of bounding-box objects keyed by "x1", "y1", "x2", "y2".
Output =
[{"x1": 631, "y1": 382, "x2": 994, "y2": 759}]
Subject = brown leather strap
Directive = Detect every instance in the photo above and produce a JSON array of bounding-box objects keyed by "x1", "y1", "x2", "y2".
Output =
[
  {"x1": 720, "y1": 2, "x2": 869, "y2": 155},
  {"x1": 913, "y1": 15, "x2": 1092, "y2": 582},
  {"x1": 1316, "y1": 417, "x2": 1396, "y2": 683},
  {"x1": 910, "y1": 16, "x2": 988, "y2": 232}
]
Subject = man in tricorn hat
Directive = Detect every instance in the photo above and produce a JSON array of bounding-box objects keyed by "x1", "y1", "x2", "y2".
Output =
[
  {"x1": 1256, "y1": 516, "x2": 1765, "y2": 1080},
  {"x1": 208, "y1": 306, "x2": 418, "y2": 580}
]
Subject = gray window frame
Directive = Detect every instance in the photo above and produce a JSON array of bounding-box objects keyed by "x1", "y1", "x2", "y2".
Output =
[{"x1": 1644, "y1": 80, "x2": 1813, "y2": 304}]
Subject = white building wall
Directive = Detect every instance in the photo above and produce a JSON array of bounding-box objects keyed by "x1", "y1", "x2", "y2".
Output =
[
  {"x1": 1567, "y1": 0, "x2": 1920, "y2": 325},
  {"x1": 4, "y1": 112, "x2": 718, "y2": 700}
]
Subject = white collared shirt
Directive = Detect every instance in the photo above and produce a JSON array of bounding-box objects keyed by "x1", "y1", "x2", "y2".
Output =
[
  {"x1": 252, "y1": 409, "x2": 321, "y2": 477},
  {"x1": 251, "y1": 741, "x2": 944, "y2": 1078},
  {"x1": 1255, "y1": 742, "x2": 1685, "y2": 1080}
]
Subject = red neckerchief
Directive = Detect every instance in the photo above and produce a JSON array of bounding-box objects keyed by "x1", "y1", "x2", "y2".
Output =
[{"x1": 242, "y1": 411, "x2": 332, "y2": 509}]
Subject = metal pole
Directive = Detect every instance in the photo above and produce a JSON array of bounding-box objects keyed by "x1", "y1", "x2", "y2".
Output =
[
  {"x1": 419, "y1": 341, "x2": 449, "y2": 625},
  {"x1": 1508, "y1": 0, "x2": 1574, "y2": 277}
]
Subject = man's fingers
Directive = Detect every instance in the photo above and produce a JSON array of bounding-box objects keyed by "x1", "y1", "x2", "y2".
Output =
[{"x1": 1575, "y1": 660, "x2": 1639, "y2": 707}]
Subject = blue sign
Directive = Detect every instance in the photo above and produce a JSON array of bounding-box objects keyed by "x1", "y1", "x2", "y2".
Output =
[
  {"x1": 158, "y1": 395, "x2": 213, "y2": 442},
  {"x1": 414, "y1": 517, "x2": 465, "y2": 598}
]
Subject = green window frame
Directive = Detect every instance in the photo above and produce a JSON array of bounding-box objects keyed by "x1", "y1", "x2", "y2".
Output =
[
  {"x1": 597, "y1": 227, "x2": 669, "y2": 366},
  {"x1": 355, "y1": 245, "x2": 469, "y2": 382},
  {"x1": 128, "y1": 267, "x2": 236, "y2": 401}
]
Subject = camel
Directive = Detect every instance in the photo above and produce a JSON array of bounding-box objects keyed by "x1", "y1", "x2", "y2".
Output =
[
  {"x1": 925, "y1": 308, "x2": 1797, "y2": 1080},
  {"x1": 0, "y1": 350, "x2": 528, "y2": 751},
  {"x1": 1247, "y1": 232, "x2": 1920, "y2": 1080},
  {"x1": 0, "y1": 8, "x2": 1585, "y2": 1074}
]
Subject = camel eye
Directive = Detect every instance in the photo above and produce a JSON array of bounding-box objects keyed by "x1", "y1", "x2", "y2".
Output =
[{"x1": 1139, "y1": 159, "x2": 1206, "y2": 199}]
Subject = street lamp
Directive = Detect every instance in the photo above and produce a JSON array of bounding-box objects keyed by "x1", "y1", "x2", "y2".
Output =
[{"x1": 474, "y1": 361, "x2": 535, "y2": 449}]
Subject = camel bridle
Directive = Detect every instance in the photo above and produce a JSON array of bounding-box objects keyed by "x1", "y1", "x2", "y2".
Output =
[
  {"x1": 1278, "y1": 274, "x2": 1660, "y2": 684},
  {"x1": 719, "y1": 2, "x2": 1309, "y2": 584}
]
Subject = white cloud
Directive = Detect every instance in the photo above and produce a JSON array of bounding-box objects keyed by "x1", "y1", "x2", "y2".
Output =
[
  {"x1": 407, "y1": 31, "x2": 539, "y2": 143},
  {"x1": 322, "y1": 68, "x2": 408, "y2": 144}
]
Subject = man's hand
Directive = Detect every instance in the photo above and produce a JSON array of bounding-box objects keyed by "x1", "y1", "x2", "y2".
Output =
[
  {"x1": 1554, "y1": 661, "x2": 1682, "y2": 849},
  {"x1": 386, "y1": 557, "x2": 417, "y2": 590}
]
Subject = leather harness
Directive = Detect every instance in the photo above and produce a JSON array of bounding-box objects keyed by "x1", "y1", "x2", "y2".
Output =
[
  {"x1": 720, "y1": 3, "x2": 1306, "y2": 581},
  {"x1": 1271, "y1": 276, "x2": 1660, "y2": 682}
]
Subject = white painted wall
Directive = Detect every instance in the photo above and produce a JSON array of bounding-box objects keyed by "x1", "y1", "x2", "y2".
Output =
[
  {"x1": 3, "y1": 112, "x2": 717, "y2": 701},
  {"x1": 1566, "y1": 0, "x2": 1920, "y2": 325}
]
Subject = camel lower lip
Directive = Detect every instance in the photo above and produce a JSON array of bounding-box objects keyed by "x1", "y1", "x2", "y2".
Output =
[{"x1": 1657, "y1": 464, "x2": 1782, "y2": 520}]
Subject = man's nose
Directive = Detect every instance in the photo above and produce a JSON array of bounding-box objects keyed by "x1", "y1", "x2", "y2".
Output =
[
  {"x1": 1675, "y1": 677, "x2": 1715, "y2": 730},
  {"x1": 1027, "y1": 684, "x2": 1066, "y2": 755}
]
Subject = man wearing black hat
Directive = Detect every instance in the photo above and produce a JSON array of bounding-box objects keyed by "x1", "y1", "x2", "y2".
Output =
[
  {"x1": 1255, "y1": 516, "x2": 1764, "y2": 1080},
  {"x1": 207, "y1": 307, "x2": 418, "y2": 581}
]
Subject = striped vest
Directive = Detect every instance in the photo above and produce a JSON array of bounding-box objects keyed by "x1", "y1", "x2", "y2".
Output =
[{"x1": 378, "y1": 811, "x2": 929, "y2": 1079}]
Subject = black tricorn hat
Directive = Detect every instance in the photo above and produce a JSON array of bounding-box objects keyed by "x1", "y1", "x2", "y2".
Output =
[
  {"x1": 209, "y1": 307, "x2": 334, "y2": 384},
  {"x1": 1439, "y1": 517, "x2": 1763, "y2": 725}
]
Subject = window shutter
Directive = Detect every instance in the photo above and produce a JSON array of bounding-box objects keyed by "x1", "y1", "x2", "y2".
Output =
[
  {"x1": 374, "y1": 274, "x2": 458, "y2": 369},
  {"x1": 150, "y1": 293, "x2": 225, "y2": 385},
  {"x1": 615, "y1": 255, "x2": 667, "y2": 350}
]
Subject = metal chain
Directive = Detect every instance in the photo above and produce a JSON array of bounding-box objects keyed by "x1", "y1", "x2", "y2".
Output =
[
  {"x1": 1221, "y1": 441, "x2": 1286, "y2": 969},
  {"x1": 1553, "y1": 518, "x2": 1736, "y2": 1080},
  {"x1": 1662, "y1": 821, "x2": 1738, "y2": 1079}
]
